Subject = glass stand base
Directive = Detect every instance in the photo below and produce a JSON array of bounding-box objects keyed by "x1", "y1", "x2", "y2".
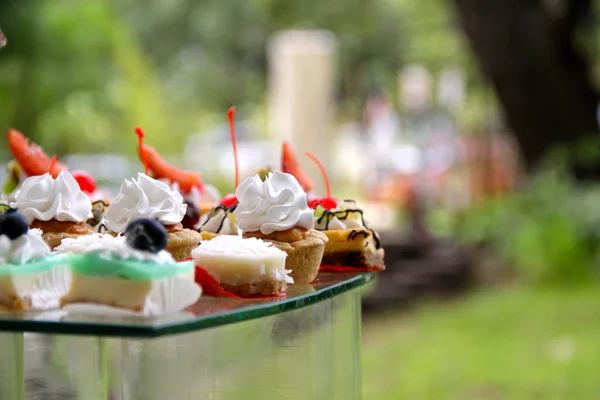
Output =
[{"x1": 0, "y1": 290, "x2": 362, "y2": 400}]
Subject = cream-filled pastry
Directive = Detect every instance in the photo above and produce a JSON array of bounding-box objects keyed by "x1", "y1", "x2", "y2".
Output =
[
  {"x1": 10, "y1": 171, "x2": 93, "y2": 249},
  {"x1": 192, "y1": 235, "x2": 292, "y2": 296},
  {"x1": 103, "y1": 173, "x2": 201, "y2": 261},
  {"x1": 234, "y1": 171, "x2": 327, "y2": 284},
  {"x1": 0, "y1": 210, "x2": 66, "y2": 310},
  {"x1": 58, "y1": 218, "x2": 197, "y2": 312},
  {"x1": 313, "y1": 200, "x2": 384, "y2": 270}
]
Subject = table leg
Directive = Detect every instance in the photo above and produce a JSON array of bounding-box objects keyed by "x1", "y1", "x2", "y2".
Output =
[{"x1": 0, "y1": 332, "x2": 24, "y2": 400}]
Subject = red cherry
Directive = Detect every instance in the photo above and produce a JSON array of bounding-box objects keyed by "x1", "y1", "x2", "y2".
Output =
[
  {"x1": 308, "y1": 197, "x2": 338, "y2": 210},
  {"x1": 72, "y1": 171, "x2": 96, "y2": 194},
  {"x1": 220, "y1": 193, "x2": 238, "y2": 208}
]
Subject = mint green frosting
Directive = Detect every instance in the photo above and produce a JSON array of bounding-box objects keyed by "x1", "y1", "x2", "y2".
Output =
[
  {"x1": 0, "y1": 254, "x2": 67, "y2": 276},
  {"x1": 69, "y1": 253, "x2": 193, "y2": 281}
]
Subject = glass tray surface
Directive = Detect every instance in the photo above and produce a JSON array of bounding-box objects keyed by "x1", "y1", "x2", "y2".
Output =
[{"x1": 0, "y1": 271, "x2": 373, "y2": 338}]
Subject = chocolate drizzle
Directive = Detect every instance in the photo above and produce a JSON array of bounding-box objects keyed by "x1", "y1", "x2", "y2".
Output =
[
  {"x1": 348, "y1": 230, "x2": 369, "y2": 241},
  {"x1": 315, "y1": 199, "x2": 382, "y2": 250},
  {"x1": 96, "y1": 223, "x2": 109, "y2": 234},
  {"x1": 199, "y1": 202, "x2": 238, "y2": 234},
  {"x1": 316, "y1": 208, "x2": 367, "y2": 230}
]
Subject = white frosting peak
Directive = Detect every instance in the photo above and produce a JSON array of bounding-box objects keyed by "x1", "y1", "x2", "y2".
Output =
[
  {"x1": 54, "y1": 233, "x2": 175, "y2": 264},
  {"x1": 0, "y1": 228, "x2": 50, "y2": 264},
  {"x1": 234, "y1": 172, "x2": 313, "y2": 235},
  {"x1": 11, "y1": 172, "x2": 93, "y2": 223},
  {"x1": 104, "y1": 174, "x2": 186, "y2": 233}
]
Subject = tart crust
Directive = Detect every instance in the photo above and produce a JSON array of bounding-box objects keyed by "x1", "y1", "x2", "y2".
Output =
[
  {"x1": 244, "y1": 229, "x2": 328, "y2": 284},
  {"x1": 0, "y1": 275, "x2": 37, "y2": 311},
  {"x1": 219, "y1": 280, "x2": 287, "y2": 297},
  {"x1": 165, "y1": 228, "x2": 202, "y2": 261}
]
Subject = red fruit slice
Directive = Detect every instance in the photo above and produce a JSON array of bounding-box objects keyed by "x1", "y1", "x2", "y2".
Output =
[
  {"x1": 7, "y1": 129, "x2": 65, "y2": 178},
  {"x1": 308, "y1": 197, "x2": 339, "y2": 210},
  {"x1": 72, "y1": 170, "x2": 96, "y2": 194},
  {"x1": 194, "y1": 266, "x2": 241, "y2": 298},
  {"x1": 135, "y1": 127, "x2": 204, "y2": 193},
  {"x1": 281, "y1": 142, "x2": 313, "y2": 193},
  {"x1": 220, "y1": 193, "x2": 238, "y2": 208}
]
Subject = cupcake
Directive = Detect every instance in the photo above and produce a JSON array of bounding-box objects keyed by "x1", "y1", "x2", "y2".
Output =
[
  {"x1": 313, "y1": 200, "x2": 385, "y2": 270},
  {"x1": 103, "y1": 173, "x2": 201, "y2": 261},
  {"x1": 234, "y1": 171, "x2": 328, "y2": 284},
  {"x1": 58, "y1": 218, "x2": 199, "y2": 312},
  {"x1": 0, "y1": 210, "x2": 66, "y2": 310},
  {"x1": 10, "y1": 171, "x2": 93, "y2": 249},
  {"x1": 192, "y1": 235, "x2": 293, "y2": 297}
]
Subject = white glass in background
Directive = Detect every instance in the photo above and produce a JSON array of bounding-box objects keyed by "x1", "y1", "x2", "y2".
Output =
[
  {"x1": 0, "y1": 290, "x2": 362, "y2": 399},
  {"x1": 268, "y1": 29, "x2": 337, "y2": 196}
]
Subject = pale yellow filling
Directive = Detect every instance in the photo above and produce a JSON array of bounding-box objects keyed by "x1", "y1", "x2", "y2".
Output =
[
  {"x1": 61, "y1": 270, "x2": 195, "y2": 311},
  {"x1": 322, "y1": 229, "x2": 375, "y2": 253},
  {"x1": 61, "y1": 275, "x2": 153, "y2": 311}
]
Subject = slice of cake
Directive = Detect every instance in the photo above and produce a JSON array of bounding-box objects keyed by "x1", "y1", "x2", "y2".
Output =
[
  {"x1": 314, "y1": 200, "x2": 385, "y2": 270},
  {"x1": 58, "y1": 218, "x2": 197, "y2": 312},
  {"x1": 192, "y1": 235, "x2": 293, "y2": 297},
  {"x1": 0, "y1": 210, "x2": 66, "y2": 310}
]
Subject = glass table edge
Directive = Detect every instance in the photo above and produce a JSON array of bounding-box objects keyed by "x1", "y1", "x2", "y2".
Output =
[{"x1": 0, "y1": 272, "x2": 375, "y2": 338}]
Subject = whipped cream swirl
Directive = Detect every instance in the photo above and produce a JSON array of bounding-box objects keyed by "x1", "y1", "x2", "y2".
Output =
[
  {"x1": 11, "y1": 172, "x2": 93, "y2": 223},
  {"x1": 55, "y1": 233, "x2": 175, "y2": 264},
  {"x1": 104, "y1": 174, "x2": 186, "y2": 233},
  {"x1": 0, "y1": 228, "x2": 51, "y2": 264},
  {"x1": 234, "y1": 172, "x2": 313, "y2": 235}
]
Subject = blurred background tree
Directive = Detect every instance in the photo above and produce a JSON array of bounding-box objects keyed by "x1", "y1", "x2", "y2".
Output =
[
  {"x1": 0, "y1": 0, "x2": 472, "y2": 157},
  {"x1": 454, "y1": 0, "x2": 600, "y2": 178}
]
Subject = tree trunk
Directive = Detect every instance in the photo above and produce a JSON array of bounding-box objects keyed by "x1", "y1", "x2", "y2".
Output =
[{"x1": 452, "y1": 0, "x2": 600, "y2": 178}]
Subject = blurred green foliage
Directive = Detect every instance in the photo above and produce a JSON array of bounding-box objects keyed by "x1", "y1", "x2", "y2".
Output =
[
  {"x1": 363, "y1": 284, "x2": 600, "y2": 399},
  {"x1": 0, "y1": 0, "x2": 472, "y2": 157},
  {"x1": 457, "y1": 167, "x2": 600, "y2": 285}
]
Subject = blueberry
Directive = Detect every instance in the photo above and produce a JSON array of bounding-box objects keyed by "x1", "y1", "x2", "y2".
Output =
[
  {"x1": 125, "y1": 218, "x2": 168, "y2": 253},
  {"x1": 0, "y1": 210, "x2": 29, "y2": 240}
]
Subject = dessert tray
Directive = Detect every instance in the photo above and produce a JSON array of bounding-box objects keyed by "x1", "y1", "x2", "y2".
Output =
[
  {"x1": 0, "y1": 109, "x2": 384, "y2": 337},
  {"x1": 0, "y1": 270, "x2": 373, "y2": 338}
]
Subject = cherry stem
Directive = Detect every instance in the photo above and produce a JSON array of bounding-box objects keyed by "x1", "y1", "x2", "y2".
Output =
[
  {"x1": 305, "y1": 152, "x2": 331, "y2": 198},
  {"x1": 49, "y1": 155, "x2": 57, "y2": 175},
  {"x1": 227, "y1": 106, "x2": 240, "y2": 188},
  {"x1": 135, "y1": 127, "x2": 149, "y2": 175}
]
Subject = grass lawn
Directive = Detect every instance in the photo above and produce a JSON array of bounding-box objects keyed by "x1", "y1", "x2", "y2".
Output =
[{"x1": 362, "y1": 284, "x2": 600, "y2": 400}]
